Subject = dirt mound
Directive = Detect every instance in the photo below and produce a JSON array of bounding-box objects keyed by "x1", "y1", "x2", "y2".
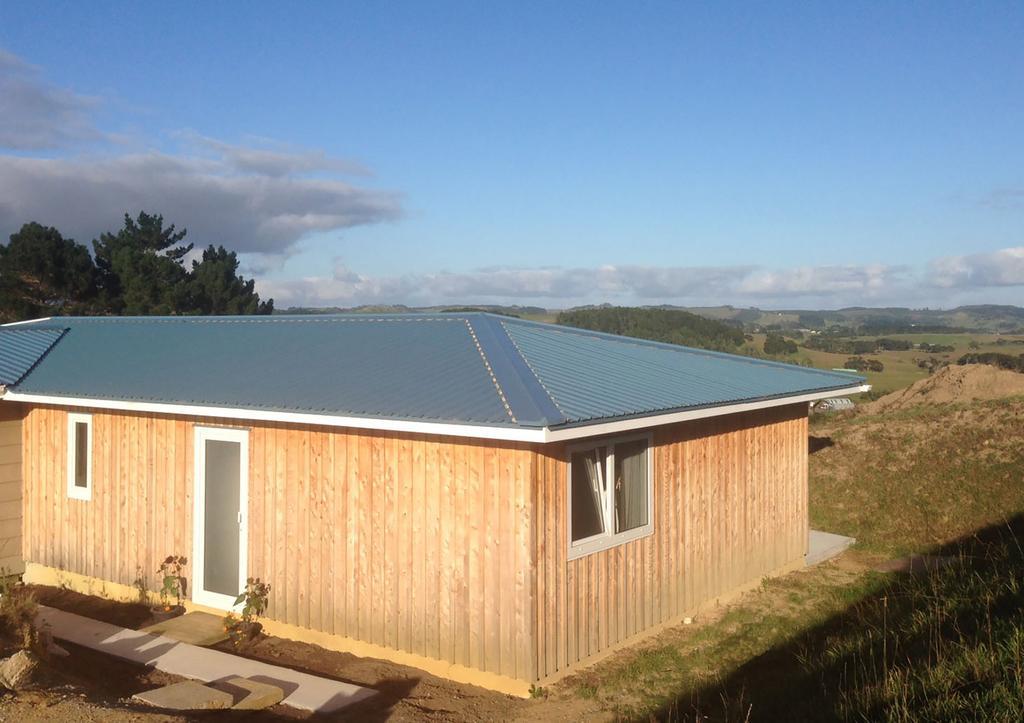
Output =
[{"x1": 862, "y1": 364, "x2": 1024, "y2": 413}]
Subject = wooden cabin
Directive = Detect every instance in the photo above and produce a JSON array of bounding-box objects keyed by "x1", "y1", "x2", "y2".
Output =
[{"x1": 0, "y1": 313, "x2": 865, "y2": 695}]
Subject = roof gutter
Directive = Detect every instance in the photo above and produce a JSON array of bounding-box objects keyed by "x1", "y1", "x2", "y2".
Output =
[
  {"x1": 1, "y1": 317, "x2": 53, "y2": 327},
  {"x1": 0, "y1": 391, "x2": 550, "y2": 443},
  {"x1": 1, "y1": 384, "x2": 870, "y2": 444},
  {"x1": 541, "y1": 384, "x2": 871, "y2": 442}
]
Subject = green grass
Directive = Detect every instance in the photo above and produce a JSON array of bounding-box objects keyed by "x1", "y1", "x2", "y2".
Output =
[
  {"x1": 809, "y1": 397, "x2": 1024, "y2": 557},
  {"x1": 673, "y1": 521, "x2": 1024, "y2": 722},
  {"x1": 743, "y1": 332, "x2": 1024, "y2": 396},
  {"x1": 564, "y1": 529, "x2": 1024, "y2": 722},
  {"x1": 560, "y1": 564, "x2": 881, "y2": 719}
]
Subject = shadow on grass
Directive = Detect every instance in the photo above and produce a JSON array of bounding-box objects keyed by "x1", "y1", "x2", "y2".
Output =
[
  {"x1": 654, "y1": 514, "x2": 1024, "y2": 722},
  {"x1": 808, "y1": 435, "x2": 835, "y2": 454}
]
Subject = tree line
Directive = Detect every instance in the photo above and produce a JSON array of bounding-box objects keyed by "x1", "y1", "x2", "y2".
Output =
[
  {"x1": 556, "y1": 306, "x2": 746, "y2": 352},
  {"x1": 0, "y1": 213, "x2": 272, "y2": 323},
  {"x1": 958, "y1": 352, "x2": 1024, "y2": 374}
]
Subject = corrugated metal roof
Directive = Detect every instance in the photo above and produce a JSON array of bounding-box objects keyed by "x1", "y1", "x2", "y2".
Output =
[
  {"x1": 0, "y1": 328, "x2": 67, "y2": 385},
  {"x1": 3, "y1": 313, "x2": 865, "y2": 429},
  {"x1": 499, "y1": 317, "x2": 865, "y2": 427},
  {"x1": 8, "y1": 316, "x2": 514, "y2": 426}
]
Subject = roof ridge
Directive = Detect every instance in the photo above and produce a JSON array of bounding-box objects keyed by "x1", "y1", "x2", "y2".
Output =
[
  {"x1": 467, "y1": 315, "x2": 565, "y2": 427},
  {"x1": 496, "y1": 319, "x2": 569, "y2": 420},
  {"x1": 462, "y1": 319, "x2": 517, "y2": 425}
]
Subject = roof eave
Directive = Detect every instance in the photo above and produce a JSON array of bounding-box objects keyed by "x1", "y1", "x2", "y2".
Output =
[
  {"x1": 1, "y1": 384, "x2": 870, "y2": 444},
  {"x1": 539, "y1": 383, "x2": 871, "y2": 442},
  {"x1": 1, "y1": 390, "x2": 551, "y2": 442}
]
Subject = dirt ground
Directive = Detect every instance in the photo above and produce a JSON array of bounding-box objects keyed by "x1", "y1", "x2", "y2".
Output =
[
  {"x1": 5, "y1": 585, "x2": 602, "y2": 722},
  {"x1": 5, "y1": 556, "x2": 879, "y2": 722},
  {"x1": 859, "y1": 363, "x2": 1024, "y2": 414}
]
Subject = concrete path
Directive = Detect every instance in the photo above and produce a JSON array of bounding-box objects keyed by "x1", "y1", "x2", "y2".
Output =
[
  {"x1": 37, "y1": 606, "x2": 376, "y2": 714},
  {"x1": 806, "y1": 529, "x2": 856, "y2": 566}
]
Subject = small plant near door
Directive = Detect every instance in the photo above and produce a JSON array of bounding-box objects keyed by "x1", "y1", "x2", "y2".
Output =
[
  {"x1": 223, "y1": 577, "x2": 271, "y2": 648},
  {"x1": 132, "y1": 567, "x2": 152, "y2": 607},
  {"x1": 152, "y1": 555, "x2": 188, "y2": 622}
]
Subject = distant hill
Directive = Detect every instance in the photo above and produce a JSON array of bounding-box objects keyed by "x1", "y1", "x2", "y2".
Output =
[
  {"x1": 555, "y1": 306, "x2": 746, "y2": 351},
  {"x1": 649, "y1": 304, "x2": 1024, "y2": 334},
  {"x1": 277, "y1": 302, "x2": 1024, "y2": 334},
  {"x1": 276, "y1": 304, "x2": 548, "y2": 318}
]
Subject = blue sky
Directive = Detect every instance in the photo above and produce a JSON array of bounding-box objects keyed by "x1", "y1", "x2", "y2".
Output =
[{"x1": 1, "y1": 1, "x2": 1022, "y2": 308}]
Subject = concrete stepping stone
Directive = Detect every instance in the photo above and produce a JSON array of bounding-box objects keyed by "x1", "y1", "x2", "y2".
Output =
[
  {"x1": 141, "y1": 611, "x2": 229, "y2": 646},
  {"x1": 38, "y1": 606, "x2": 376, "y2": 713},
  {"x1": 806, "y1": 529, "x2": 856, "y2": 566},
  {"x1": 133, "y1": 680, "x2": 233, "y2": 710},
  {"x1": 212, "y1": 676, "x2": 286, "y2": 710}
]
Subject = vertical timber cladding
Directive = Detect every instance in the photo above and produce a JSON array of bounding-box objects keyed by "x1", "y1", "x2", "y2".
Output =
[
  {"x1": 22, "y1": 406, "x2": 193, "y2": 596},
  {"x1": 0, "y1": 402, "x2": 25, "y2": 573},
  {"x1": 531, "y1": 403, "x2": 809, "y2": 681},
  {"x1": 20, "y1": 405, "x2": 537, "y2": 683},
  {"x1": 21, "y1": 400, "x2": 808, "y2": 686}
]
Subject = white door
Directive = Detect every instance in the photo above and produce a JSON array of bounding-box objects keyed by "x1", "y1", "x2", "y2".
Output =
[{"x1": 193, "y1": 426, "x2": 248, "y2": 610}]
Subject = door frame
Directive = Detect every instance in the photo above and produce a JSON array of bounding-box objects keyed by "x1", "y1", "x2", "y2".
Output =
[{"x1": 192, "y1": 425, "x2": 249, "y2": 610}]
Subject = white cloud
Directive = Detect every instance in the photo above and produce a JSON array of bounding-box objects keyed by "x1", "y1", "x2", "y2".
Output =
[
  {"x1": 0, "y1": 48, "x2": 401, "y2": 257},
  {"x1": 0, "y1": 49, "x2": 100, "y2": 150},
  {"x1": 180, "y1": 132, "x2": 371, "y2": 177},
  {"x1": 258, "y1": 261, "x2": 913, "y2": 308},
  {"x1": 0, "y1": 152, "x2": 401, "y2": 255},
  {"x1": 260, "y1": 248, "x2": 1024, "y2": 309},
  {"x1": 929, "y1": 247, "x2": 1024, "y2": 288},
  {"x1": 260, "y1": 263, "x2": 755, "y2": 308},
  {"x1": 736, "y1": 264, "x2": 908, "y2": 297}
]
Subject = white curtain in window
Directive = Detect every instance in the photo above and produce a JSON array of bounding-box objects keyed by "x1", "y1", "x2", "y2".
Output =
[
  {"x1": 615, "y1": 440, "x2": 648, "y2": 533},
  {"x1": 571, "y1": 448, "x2": 605, "y2": 540}
]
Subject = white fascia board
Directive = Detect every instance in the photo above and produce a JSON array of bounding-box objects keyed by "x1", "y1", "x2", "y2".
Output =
[
  {"x1": 1, "y1": 383, "x2": 870, "y2": 445},
  {"x1": 541, "y1": 384, "x2": 871, "y2": 443},
  {"x1": 0, "y1": 392, "x2": 549, "y2": 443},
  {"x1": 1, "y1": 317, "x2": 53, "y2": 327}
]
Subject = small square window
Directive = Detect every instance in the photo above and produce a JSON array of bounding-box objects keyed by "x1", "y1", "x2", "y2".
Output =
[
  {"x1": 67, "y1": 413, "x2": 92, "y2": 500},
  {"x1": 568, "y1": 435, "x2": 652, "y2": 559}
]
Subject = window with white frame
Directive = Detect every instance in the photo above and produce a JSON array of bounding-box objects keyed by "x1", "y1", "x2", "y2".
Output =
[
  {"x1": 568, "y1": 434, "x2": 652, "y2": 558},
  {"x1": 67, "y1": 413, "x2": 92, "y2": 500}
]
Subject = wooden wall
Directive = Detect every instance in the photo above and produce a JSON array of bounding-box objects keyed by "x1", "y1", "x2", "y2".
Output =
[
  {"x1": 21, "y1": 406, "x2": 536, "y2": 683},
  {"x1": 0, "y1": 403, "x2": 24, "y2": 573},
  {"x1": 22, "y1": 401, "x2": 808, "y2": 685},
  {"x1": 531, "y1": 403, "x2": 808, "y2": 681}
]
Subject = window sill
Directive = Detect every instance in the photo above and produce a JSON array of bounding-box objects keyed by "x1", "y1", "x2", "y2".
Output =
[
  {"x1": 567, "y1": 523, "x2": 653, "y2": 561},
  {"x1": 67, "y1": 487, "x2": 91, "y2": 501}
]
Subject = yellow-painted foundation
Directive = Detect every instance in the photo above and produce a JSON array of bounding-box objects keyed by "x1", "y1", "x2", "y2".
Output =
[
  {"x1": 25, "y1": 555, "x2": 806, "y2": 698},
  {"x1": 535, "y1": 556, "x2": 806, "y2": 687},
  {"x1": 22, "y1": 562, "x2": 533, "y2": 697}
]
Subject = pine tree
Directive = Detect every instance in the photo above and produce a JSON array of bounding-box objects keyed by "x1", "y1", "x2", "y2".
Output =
[
  {"x1": 92, "y1": 212, "x2": 193, "y2": 314},
  {"x1": 189, "y1": 245, "x2": 273, "y2": 315},
  {"x1": 0, "y1": 223, "x2": 97, "y2": 321}
]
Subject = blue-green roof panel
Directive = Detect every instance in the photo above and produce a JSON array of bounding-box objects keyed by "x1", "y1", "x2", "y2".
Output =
[
  {"x1": 500, "y1": 318, "x2": 864, "y2": 426},
  {"x1": 4, "y1": 313, "x2": 866, "y2": 430},
  {"x1": 12, "y1": 317, "x2": 515, "y2": 426},
  {"x1": 0, "y1": 328, "x2": 67, "y2": 385}
]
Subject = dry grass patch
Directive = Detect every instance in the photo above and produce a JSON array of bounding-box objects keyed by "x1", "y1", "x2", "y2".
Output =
[{"x1": 810, "y1": 397, "x2": 1024, "y2": 557}]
